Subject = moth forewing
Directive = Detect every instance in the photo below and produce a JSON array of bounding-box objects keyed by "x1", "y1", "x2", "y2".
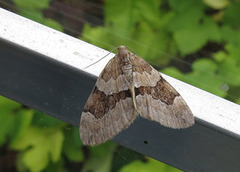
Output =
[{"x1": 130, "y1": 53, "x2": 194, "y2": 128}]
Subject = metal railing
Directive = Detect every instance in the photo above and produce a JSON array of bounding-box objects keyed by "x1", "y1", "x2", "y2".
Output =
[{"x1": 1, "y1": 8, "x2": 240, "y2": 171}]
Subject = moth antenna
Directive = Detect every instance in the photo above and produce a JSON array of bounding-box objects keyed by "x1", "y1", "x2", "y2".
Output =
[
  {"x1": 84, "y1": 47, "x2": 118, "y2": 69},
  {"x1": 125, "y1": 46, "x2": 136, "y2": 54}
]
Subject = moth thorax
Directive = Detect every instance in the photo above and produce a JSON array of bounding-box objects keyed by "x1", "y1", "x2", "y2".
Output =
[
  {"x1": 118, "y1": 47, "x2": 133, "y2": 85},
  {"x1": 122, "y1": 60, "x2": 133, "y2": 84}
]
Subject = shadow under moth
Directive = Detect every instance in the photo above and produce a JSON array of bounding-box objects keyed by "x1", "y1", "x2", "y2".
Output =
[{"x1": 80, "y1": 45, "x2": 194, "y2": 146}]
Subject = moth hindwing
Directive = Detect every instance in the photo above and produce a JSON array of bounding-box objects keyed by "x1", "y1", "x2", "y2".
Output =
[{"x1": 80, "y1": 45, "x2": 194, "y2": 145}]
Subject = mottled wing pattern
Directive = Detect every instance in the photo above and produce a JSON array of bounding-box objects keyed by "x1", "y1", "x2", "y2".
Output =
[
  {"x1": 80, "y1": 46, "x2": 194, "y2": 146},
  {"x1": 80, "y1": 56, "x2": 137, "y2": 146},
  {"x1": 131, "y1": 54, "x2": 194, "y2": 129}
]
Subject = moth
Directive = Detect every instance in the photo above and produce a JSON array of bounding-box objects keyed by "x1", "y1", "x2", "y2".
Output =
[{"x1": 80, "y1": 45, "x2": 194, "y2": 146}]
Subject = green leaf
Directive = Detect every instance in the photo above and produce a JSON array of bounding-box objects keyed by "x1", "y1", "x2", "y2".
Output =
[
  {"x1": 111, "y1": 146, "x2": 143, "y2": 172},
  {"x1": 82, "y1": 142, "x2": 116, "y2": 172},
  {"x1": 11, "y1": 109, "x2": 34, "y2": 142},
  {"x1": 220, "y1": 25, "x2": 240, "y2": 45},
  {"x1": 82, "y1": 24, "x2": 114, "y2": 49},
  {"x1": 18, "y1": 10, "x2": 63, "y2": 32},
  {"x1": 63, "y1": 127, "x2": 84, "y2": 162},
  {"x1": 23, "y1": 145, "x2": 49, "y2": 172},
  {"x1": 43, "y1": 18, "x2": 63, "y2": 32},
  {"x1": 169, "y1": 0, "x2": 203, "y2": 12},
  {"x1": 203, "y1": 0, "x2": 229, "y2": 9},
  {"x1": 213, "y1": 44, "x2": 240, "y2": 86},
  {"x1": 174, "y1": 28, "x2": 206, "y2": 55},
  {"x1": 13, "y1": 0, "x2": 50, "y2": 9},
  {"x1": 174, "y1": 17, "x2": 221, "y2": 55},
  {"x1": 223, "y1": 2, "x2": 240, "y2": 29},
  {"x1": 128, "y1": 22, "x2": 176, "y2": 65},
  {"x1": 14, "y1": 0, "x2": 63, "y2": 32},
  {"x1": 169, "y1": 0, "x2": 223, "y2": 55},
  {"x1": 105, "y1": 0, "x2": 162, "y2": 35},
  {"x1": 119, "y1": 157, "x2": 182, "y2": 172},
  {"x1": 32, "y1": 111, "x2": 66, "y2": 128},
  {"x1": 11, "y1": 127, "x2": 64, "y2": 172},
  {"x1": 18, "y1": 10, "x2": 44, "y2": 23},
  {"x1": 161, "y1": 67, "x2": 185, "y2": 80},
  {"x1": 82, "y1": 0, "x2": 177, "y2": 66},
  {"x1": 45, "y1": 158, "x2": 68, "y2": 172},
  {"x1": 0, "y1": 96, "x2": 33, "y2": 146},
  {"x1": 186, "y1": 59, "x2": 228, "y2": 97},
  {"x1": 162, "y1": 58, "x2": 230, "y2": 97},
  {"x1": 0, "y1": 97, "x2": 20, "y2": 146},
  {"x1": 168, "y1": 5, "x2": 203, "y2": 32}
]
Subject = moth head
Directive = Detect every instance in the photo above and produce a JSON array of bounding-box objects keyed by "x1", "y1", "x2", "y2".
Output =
[{"x1": 117, "y1": 45, "x2": 129, "y2": 57}]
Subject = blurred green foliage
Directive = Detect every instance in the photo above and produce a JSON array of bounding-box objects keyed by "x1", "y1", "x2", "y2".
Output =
[
  {"x1": 82, "y1": 0, "x2": 240, "y2": 100},
  {"x1": 13, "y1": 0, "x2": 62, "y2": 31},
  {"x1": 119, "y1": 157, "x2": 181, "y2": 172},
  {"x1": 0, "y1": 0, "x2": 240, "y2": 171}
]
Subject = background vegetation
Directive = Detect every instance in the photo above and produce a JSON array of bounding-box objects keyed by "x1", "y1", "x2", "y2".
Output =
[{"x1": 0, "y1": 0, "x2": 240, "y2": 171}]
